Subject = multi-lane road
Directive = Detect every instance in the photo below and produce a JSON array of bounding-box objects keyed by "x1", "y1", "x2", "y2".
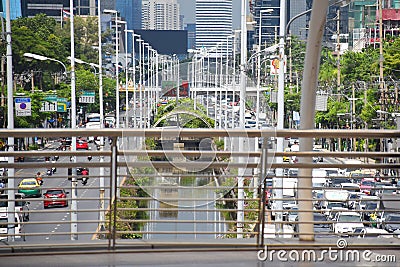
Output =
[{"x1": 14, "y1": 140, "x2": 111, "y2": 242}]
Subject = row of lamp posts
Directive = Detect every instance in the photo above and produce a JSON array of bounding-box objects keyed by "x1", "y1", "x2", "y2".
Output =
[{"x1": 17, "y1": 3, "x2": 160, "y2": 241}]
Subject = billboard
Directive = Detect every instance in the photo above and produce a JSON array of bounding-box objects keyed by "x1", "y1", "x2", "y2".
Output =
[
  {"x1": 162, "y1": 80, "x2": 189, "y2": 97},
  {"x1": 133, "y1": 30, "x2": 187, "y2": 56}
]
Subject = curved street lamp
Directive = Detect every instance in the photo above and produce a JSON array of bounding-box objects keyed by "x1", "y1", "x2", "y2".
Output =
[
  {"x1": 24, "y1": 52, "x2": 68, "y2": 75},
  {"x1": 67, "y1": 56, "x2": 99, "y2": 76}
]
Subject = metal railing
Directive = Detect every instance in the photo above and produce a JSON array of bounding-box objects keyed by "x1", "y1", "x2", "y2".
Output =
[{"x1": 0, "y1": 128, "x2": 399, "y2": 254}]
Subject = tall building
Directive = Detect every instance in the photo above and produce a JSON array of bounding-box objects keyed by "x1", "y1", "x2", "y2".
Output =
[
  {"x1": 288, "y1": 0, "x2": 309, "y2": 41},
  {"x1": 142, "y1": 0, "x2": 181, "y2": 30},
  {"x1": 116, "y1": 0, "x2": 142, "y2": 30},
  {"x1": 185, "y1": 23, "x2": 196, "y2": 50},
  {"x1": 195, "y1": 0, "x2": 232, "y2": 57},
  {"x1": 253, "y1": 0, "x2": 282, "y2": 47},
  {"x1": 350, "y1": 0, "x2": 400, "y2": 51},
  {"x1": 19, "y1": 0, "x2": 96, "y2": 20}
]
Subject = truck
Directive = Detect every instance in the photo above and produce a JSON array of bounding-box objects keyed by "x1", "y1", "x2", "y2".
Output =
[
  {"x1": 85, "y1": 113, "x2": 101, "y2": 142},
  {"x1": 321, "y1": 189, "x2": 350, "y2": 216},
  {"x1": 312, "y1": 168, "x2": 328, "y2": 189}
]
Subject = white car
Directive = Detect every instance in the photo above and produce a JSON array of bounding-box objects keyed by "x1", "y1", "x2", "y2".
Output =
[
  {"x1": 0, "y1": 212, "x2": 24, "y2": 241},
  {"x1": 333, "y1": 211, "x2": 364, "y2": 236},
  {"x1": 356, "y1": 227, "x2": 392, "y2": 238},
  {"x1": 0, "y1": 193, "x2": 30, "y2": 221},
  {"x1": 264, "y1": 224, "x2": 294, "y2": 238}
]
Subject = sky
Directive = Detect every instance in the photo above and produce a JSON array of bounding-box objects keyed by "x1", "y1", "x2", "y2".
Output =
[{"x1": 177, "y1": 0, "x2": 243, "y2": 29}]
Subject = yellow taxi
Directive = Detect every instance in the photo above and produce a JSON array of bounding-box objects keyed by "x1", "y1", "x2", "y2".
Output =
[
  {"x1": 283, "y1": 147, "x2": 291, "y2": 162},
  {"x1": 18, "y1": 178, "x2": 42, "y2": 198}
]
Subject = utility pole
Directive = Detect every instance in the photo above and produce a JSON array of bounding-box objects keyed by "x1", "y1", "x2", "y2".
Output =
[
  {"x1": 6, "y1": 0, "x2": 16, "y2": 242},
  {"x1": 379, "y1": 0, "x2": 384, "y2": 104},
  {"x1": 336, "y1": 9, "x2": 341, "y2": 100},
  {"x1": 378, "y1": 0, "x2": 385, "y2": 157},
  {"x1": 288, "y1": 33, "x2": 292, "y2": 93},
  {"x1": 274, "y1": 0, "x2": 286, "y2": 237},
  {"x1": 237, "y1": 0, "x2": 247, "y2": 239}
]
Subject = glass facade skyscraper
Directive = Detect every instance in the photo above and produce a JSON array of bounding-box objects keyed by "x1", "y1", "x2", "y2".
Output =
[{"x1": 116, "y1": 0, "x2": 141, "y2": 30}]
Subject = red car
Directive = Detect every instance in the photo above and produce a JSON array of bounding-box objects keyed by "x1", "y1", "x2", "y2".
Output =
[
  {"x1": 76, "y1": 139, "x2": 89, "y2": 150},
  {"x1": 360, "y1": 179, "x2": 376, "y2": 195},
  {"x1": 43, "y1": 188, "x2": 69, "y2": 208}
]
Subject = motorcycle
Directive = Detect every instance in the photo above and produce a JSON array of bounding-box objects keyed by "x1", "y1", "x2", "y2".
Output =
[
  {"x1": 81, "y1": 169, "x2": 89, "y2": 185},
  {"x1": 82, "y1": 177, "x2": 88, "y2": 185},
  {"x1": 36, "y1": 177, "x2": 43, "y2": 186},
  {"x1": 46, "y1": 169, "x2": 53, "y2": 176}
]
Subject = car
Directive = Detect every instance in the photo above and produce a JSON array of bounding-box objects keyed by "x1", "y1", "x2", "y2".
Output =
[
  {"x1": 332, "y1": 211, "x2": 364, "y2": 236},
  {"x1": 0, "y1": 212, "x2": 24, "y2": 241},
  {"x1": 362, "y1": 201, "x2": 379, "y2": 221},
  {"x1": 340, "y1": 182, "x2": 360, "y2": 192},
  {"x1": 283, "y1": 147, "x2": 291, "y2": 162},
  {"x1": 371, "y1": 181, "x2": 392, "y2": 196},
  {"x1": 360, "y1": 179, "x2": 375, "y2": 195},
  {"x1": 312, "y1": 149, "x2": 323, "y2": 163},
  {"x1": 381, "y1": 213, "x2": 400, "y2": 233},
  {"x1": 18, "y1": 178, "x2": 41, "y2": 198},
  {"x1": 349, "y1": 170, "x2": 365, "y2": 184},
  {"x1": 355, "y1": 227, "x2": 392, "y2": 238},
  {"x1": 356, "y1": 195, "x2": 379, "y2": 210},
  {"x1": 0, "y1": 193, "x2": 30, "y2": 221},
  {"x1": 293, "y1": 212, "x2": 334, "y2": 238},
  {"x1": 43, "y1": 189, "x2": 69, "y2": 208},
  {"x1": 378, "y1": 186, "x2": 397, "y2": 196},
  {"x1": 59, "y1": 137, "x2": 72, "y2": 151},
  {"x1": 330, "y1": 177, "x2": 352, "y2": 188},
  {"x1": 287, "y1": 207, "x2": 299, "y2": 223},
  {"x1": 347, "y1": 192, "x2": 366, "y2": 209},
  {"x1": 14, "y1": 156, "x2": 24, "y2": 162},
  {"x1": 312, "y1": 213, "x2": 334, "y2": 237},
  {"x1": 76, "y1": 139, "x2": 89, "y2": 150}
]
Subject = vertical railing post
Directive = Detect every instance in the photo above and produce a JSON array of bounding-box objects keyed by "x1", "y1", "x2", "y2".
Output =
[
  {"x1": 258, "y1": 138, "x2": 268, "y2": 247},
  {"x1": 110, "y1": 137, "x2": 118, "y2": 249}
]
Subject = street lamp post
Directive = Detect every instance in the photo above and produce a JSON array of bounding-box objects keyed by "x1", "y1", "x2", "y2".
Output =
[
  {"x1": 136, "y1": 38, "x2": 143, "y2": 128},
  {"x1": 274, "y1": 0, "x2": 286, "y2": 237},
  {"x1": 73, "y1": 58, "x2": 98, "y2": 75},
  {"x1": 97, "y1": 0, "x2": 106, "y2": 236},
  {"x1": 237, "y1": 0, "x2": 247, "y2": 238},
  {"x1": 126, "y1": 30, "x2": 140, "y2": 128},
  {"x1": 124, "y1": 28, "x2": 129, "y2": 128},
  {"x1": 68, "y1": 56, "x2": 99, "y2": 75},
  {"x1": 24, "y1": 53, "x2": 68, "y2": 75},
  {"x1": 257, "y1": 9, "x2": 274, "y2": 130},
  {"x1": 143, "y1": 42, "x2": 150, "y2": 128},
  {"x1": 104, "y1": 10, "x2": 125, "y2": 129},
  {"x1": 5, "y1": 0, "x2": 15, "y2": 242},
  {"x1": 137, "y1": 38, "x2": 145, "y2": 128},
  {"x1": 146, "y1": 44, "x2": 152, "y2": 128}
]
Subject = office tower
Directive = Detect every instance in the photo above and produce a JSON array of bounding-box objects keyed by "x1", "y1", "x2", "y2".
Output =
[
  {"x1": 20, "y1": 0, "x2": 95, "y2": 20},
  {"x1": 116, "y1": 0, "x2": 142, "y2": 30},
  {"x1": 185, "y1": 23, "x2": 196, "y2": 50},
  {"x1": 195, "y1": 0, "x2": 232, "y2": 57},
  {"x1": 142, "y1": 0, "x2": 181, "y2": 30}
]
